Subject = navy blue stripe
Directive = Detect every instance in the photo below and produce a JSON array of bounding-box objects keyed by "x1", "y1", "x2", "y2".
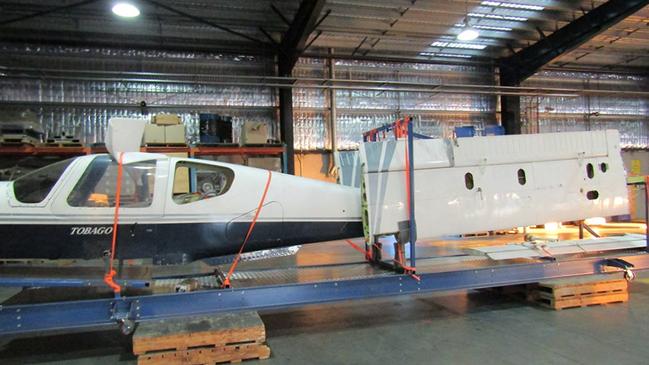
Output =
[{"x1": 0, "y1": 221, "x2": 363, "y2": 264}]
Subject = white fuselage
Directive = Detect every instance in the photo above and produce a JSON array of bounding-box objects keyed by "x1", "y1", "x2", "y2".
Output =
[{"x1": 0, "y1": 154, "x2": 363, "y2": 263}]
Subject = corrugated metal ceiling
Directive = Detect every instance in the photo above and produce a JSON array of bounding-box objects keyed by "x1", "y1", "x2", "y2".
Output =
[{"x1": 0, "y1": 0, "x2": 646, "y2": 71}]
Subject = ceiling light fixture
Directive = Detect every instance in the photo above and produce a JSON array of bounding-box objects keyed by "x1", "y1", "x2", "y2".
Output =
[
  {"x1": 112, "y1": 2, "x2": 140, "y2": 18},
  {"x1": 457, "y1": 27, "x2": 479, "y2": 41},
  {"x1": 457, "y1": 1, "x2": 480, "y2": 41}
]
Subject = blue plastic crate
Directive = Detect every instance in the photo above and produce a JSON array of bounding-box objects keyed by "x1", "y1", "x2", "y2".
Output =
[
  {"x1": 455, "y1": 126, "x2": 476, "y2": 138},
  {"x1": 484, "y1": 125, "x2": 505, "y2": 136}
]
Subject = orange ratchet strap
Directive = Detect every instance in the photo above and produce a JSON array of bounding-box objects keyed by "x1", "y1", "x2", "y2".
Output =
[
  {"x1": 104, "y1": 152, "x2": 125, "y2": 296},
  {"x1": 345, "y1": 239, "x2": 371, "y2": 260},
  {"x1": 222, "y1": 170, "x2": 273, "y2": 288}
]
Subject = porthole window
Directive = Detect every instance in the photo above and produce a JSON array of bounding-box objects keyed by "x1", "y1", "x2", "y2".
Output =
[
  {"x1": 600, "y1": 163, "x2": 608, "y2": 173},
  {"x1": 464, "y1": 172, "x2": 474, "y2": 190},
  {"x1": 517, "y1": 169, "x2": 526, "y2": 185},
  {"x1": 586, "y1": 163, "x2": 594, "y2": 179},
  {"x1": 586, "y1": 190, "x2": 599, "y2": 200}
]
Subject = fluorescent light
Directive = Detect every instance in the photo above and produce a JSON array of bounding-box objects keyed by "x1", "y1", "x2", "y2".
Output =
[
  {"x1": 436, "y1": 53, "x2": 473, "y2": 59},
  {"x1": 112, "y1": 2, "x2": 140, "y2": 17},
  {"x1": 420, "y1": 52, "x2": 472, "y2": 59},
  {"x1": 431, "y1": 41, "x2": 487, "y2": 50},
  {"x1": 457, "y1": 28, "x2": 479, "y2": 41},
  {"x1": 481, "y1": 1, "x2": 544, "y2": 11},
  {"x1": 469, "y1": 12, "x2": 527, "y2": 22}
]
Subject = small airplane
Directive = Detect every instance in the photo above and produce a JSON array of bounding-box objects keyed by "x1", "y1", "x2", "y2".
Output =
[
  {"x1": 0, "y1": 119, "x2": 363, "y2": 265},
  {"x1": 0, "y1": 118, "x2": 633, "y2": 267}
]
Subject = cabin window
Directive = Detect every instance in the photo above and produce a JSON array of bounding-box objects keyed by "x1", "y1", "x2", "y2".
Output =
[
  {"x1": 172, "y1": 161, "x2": 234, "y2": 204},
  {"x1": 600, "y1": 163, "x2": 608, "y2": 173},
  {"x1": 586, "y1": 163, "x2": 594, "y2": 179},
  {"x1": 586, "y1": 190, "x2": 599, "y2": 200},
  {"x1": 464, "y1": 172, "x2": 474, "y2": 190},
  {"x1": 517, "y1": 169, "x2": 527, "y2": 185},
  {"x1": 67, "y1": 155, "x2": 156, "y2": 208},
  {"x1": 13, "y1": 158, "x2": 75, "y2": 204}
]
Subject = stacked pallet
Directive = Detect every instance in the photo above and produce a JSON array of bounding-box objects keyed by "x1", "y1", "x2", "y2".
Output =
[
  {"x1": 133, "y1": 311, "x2": 270, "y2": 364},
  {"x1": 527, "y1": 276, "x2": 628, "y2": 310}
]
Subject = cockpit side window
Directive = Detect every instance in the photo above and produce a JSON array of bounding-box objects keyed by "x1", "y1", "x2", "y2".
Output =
[
  {"x1": 172, "y1": 161, "x2": 234, "y2": 204},
  {"x1": 13, "y1": 158, "x2": 75, "y2": 204},
  {"x1": 67, "y1": 155, "x2": 156, "y2": 208}
]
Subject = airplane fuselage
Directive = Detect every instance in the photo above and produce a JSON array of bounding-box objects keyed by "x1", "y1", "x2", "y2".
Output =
[{"x1": 0, "y1": 153, "x2": 363, "y2": 264}]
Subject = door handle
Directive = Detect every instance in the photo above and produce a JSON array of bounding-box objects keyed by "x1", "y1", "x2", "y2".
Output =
[{"x1": 129, "y1": 222, "x2": 138, "y2": 237}]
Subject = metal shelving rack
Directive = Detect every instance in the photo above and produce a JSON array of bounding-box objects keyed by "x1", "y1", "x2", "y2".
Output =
[{"x1": 0, "y1": 144, "x2": 288, "y2": 172}]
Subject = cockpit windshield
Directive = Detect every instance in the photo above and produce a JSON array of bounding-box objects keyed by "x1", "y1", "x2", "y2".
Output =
[{"x1": 13, "y1": 158, "x2": 75, "y2": 204}]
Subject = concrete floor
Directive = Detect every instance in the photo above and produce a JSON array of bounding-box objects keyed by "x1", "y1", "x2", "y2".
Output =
[{"x1": 1, "y1": 275, "x2": 648, "y2": 365}]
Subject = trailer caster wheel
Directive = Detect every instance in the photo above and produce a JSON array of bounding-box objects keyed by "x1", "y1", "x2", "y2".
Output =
[{"x1": 120, "y1": 319, "x2": 136, "y2": 335}]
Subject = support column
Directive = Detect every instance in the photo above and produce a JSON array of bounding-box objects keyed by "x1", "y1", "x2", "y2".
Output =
[
  {"x1": 499, "y1": 64, "x2": 522, "y2": 135},
  {"x1": 500, "y1": 93, "x2": 521, "y2": 135},
  {"x1": 328, "y1": 49, "x2": 337, "y2": 172},
  {"x1": 278, "y1": 65, "x2": 295, "y2": 175}
]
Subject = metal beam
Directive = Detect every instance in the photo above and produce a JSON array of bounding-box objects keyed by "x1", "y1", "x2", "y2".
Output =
[
  {"x1": 1, "y1": 253, "x2": 648, "y2": 336},
  {"x1": 142, "y1": 0, "x2": 273, "y2": 50},
  {"x1": 500, "y1": 0, "x2": 649, "y2": 84},
  {"x1": 0, "y1": 0, "x2": 101, "y2": 26},
  {"x1": 277, "y1": 1, "x2": 325, "y2": 175},
  {"x1": 279, "y1": 86, "x2": 295, "y2": 175},
  {"x1": 278, "y1": 0, "x2": 326, "y2": 75},
  {"x1": 499, "y1": 0, "x2": 649, "y2": 134}
]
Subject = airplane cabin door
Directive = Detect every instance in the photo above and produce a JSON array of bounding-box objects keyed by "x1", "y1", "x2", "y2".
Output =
[{"x1": 51, "y1": 155, "x2": 165, "y2": 260}]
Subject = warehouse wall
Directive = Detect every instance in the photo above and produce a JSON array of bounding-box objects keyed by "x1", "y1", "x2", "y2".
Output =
[
  {"x1": 521, "y1": 71, "x2": 649, "y2": 149},
  {"x1": 0, "y1": 44, "x2": 499, "y2": 151},
  {"x1": 0, "y1": 44, "x2": 278, "y2": 144},
  {"x1": 0, "y1": 44, "x2": 647, "y2": 179},
  {"x1": 292, "y1": 58, "x2": 497, "y2": 150},
  {"x1": 622, "y1": 150, "x2": 648, "y2": 220},
  {"x1": 294, "y1": 152, "x2": 336, "y2": 183}
]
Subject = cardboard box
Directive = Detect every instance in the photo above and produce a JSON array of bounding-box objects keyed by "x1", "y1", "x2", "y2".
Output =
[
  {"x1": 165, "y1": 152, "x2": 190, "y2": 194},
  {"x1": 165, "y1": 125, "x2": 186, "y2": 144},
  {"x1": 214, "y1": 155, "x2": 246, "y2": 166},
  {"x1": 143, "y1": 124, "x2": 165, "y2": 144},
  {"x1": 247, "y1": 157, "x2": 282, "y2": 172},
  {"x1": 240, "y1": 122, "x2": 268, "y2": 145},
  {"x1": 152, "y1": 114, "x2": 181, "y2": 125}
]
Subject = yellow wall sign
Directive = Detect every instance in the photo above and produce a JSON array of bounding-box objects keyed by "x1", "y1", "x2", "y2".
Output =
[{"x1": 630, "y1": 160, "x2": 641, "y2": 176}]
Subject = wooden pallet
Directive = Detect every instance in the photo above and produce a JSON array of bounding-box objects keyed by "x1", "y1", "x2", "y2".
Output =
[
  {"x1": 137, "y1": 343, "x2": 270, "y2": 365},
  {"x1": 527, "y1": 276, "x2": 628, "y2": 310},
  {"x1": 133, "y1": 311, "x2": 269, "y2": 365}
]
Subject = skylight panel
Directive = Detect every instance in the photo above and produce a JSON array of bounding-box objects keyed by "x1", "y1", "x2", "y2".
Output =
[
  {"x1": 455, "y1": 23, "x2": 513, "y2": 32},
  {"x1": 468, "y1": 12, "x2": 528, "y2": 22},
  {"x1": 481, "y1": 1, "x2": 544, "y2": 11},
  {"x1": 431, "y1": 41, "x2": 487, "y2": 50},
  {"x1": 420, "y1": 52, "x2": 473, "y2": 59}
]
